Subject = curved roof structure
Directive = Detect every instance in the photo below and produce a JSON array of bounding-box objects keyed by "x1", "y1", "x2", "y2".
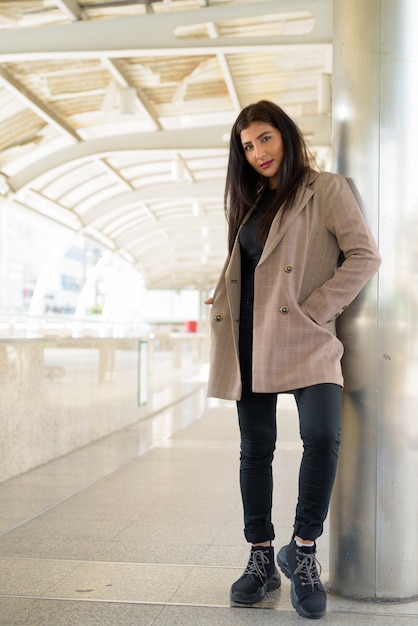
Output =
[{"x1": 0, "y1": 0, "x2": 332, "y2": 290}]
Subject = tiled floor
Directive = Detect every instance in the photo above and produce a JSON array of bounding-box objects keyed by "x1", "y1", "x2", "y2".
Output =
[{"x1": 0, "y1": 375, "x2": 417, "y2": 625}]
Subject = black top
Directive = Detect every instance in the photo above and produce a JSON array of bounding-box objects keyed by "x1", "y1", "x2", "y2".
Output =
[{"x1": 239, "y1": 189, "x2": 274, "y2": 302}]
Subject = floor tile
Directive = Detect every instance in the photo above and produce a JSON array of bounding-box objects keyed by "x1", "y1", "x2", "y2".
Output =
[{"x1": 0, "y1": 384, "x2": 417, "y2": 625}]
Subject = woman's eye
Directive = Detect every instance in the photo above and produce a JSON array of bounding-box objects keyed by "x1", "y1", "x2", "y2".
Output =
[
  {"x1": 244, "y1": 145, "x2": 252, "y2": 151},
  {"x1": 262, "y1": 135, "x2": 271, "y2": 142}
]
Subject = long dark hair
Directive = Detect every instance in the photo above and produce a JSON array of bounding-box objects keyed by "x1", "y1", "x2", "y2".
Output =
[{"x1": 225, "y1": 100, "x2": 311, "y2": 253}]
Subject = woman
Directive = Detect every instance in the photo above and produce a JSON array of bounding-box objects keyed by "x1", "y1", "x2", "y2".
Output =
[{"x1": 205, "y1": 100, "x2": 381, "y2": 619}]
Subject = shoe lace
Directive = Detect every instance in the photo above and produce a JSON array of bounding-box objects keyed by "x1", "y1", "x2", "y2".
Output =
[
  {"x1": 244, "y1": 549, "x2": 270, "y2": 582},
  {"x1": 294, "y1": 548, "x2": 322, "y2": 591}
]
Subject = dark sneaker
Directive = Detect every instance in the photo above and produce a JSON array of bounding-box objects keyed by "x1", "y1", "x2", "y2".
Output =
[
  {"x1": 277, "y1": 540, "x2": 326, "y2": 619},
  {"x1": 230, "y1": 545, "x2": 281, "y2": 604}
]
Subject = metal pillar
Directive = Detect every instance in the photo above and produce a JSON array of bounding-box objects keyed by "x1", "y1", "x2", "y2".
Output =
[
  {"x1": 330, "y1": 0, "x2": 418, "y2": 600},
  {"x1": 0, "y1": 199, "x2": 8, "y2": 311}
]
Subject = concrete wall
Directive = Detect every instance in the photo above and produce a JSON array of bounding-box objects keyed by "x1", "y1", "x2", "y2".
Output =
[{"x1": 0, "y1": 335, "x2": 205, "y2": 483}]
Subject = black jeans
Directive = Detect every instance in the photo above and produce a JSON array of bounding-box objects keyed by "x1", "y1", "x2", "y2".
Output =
[{"x1": 237, "y1": 299, "x2": 342, "y2": 544}]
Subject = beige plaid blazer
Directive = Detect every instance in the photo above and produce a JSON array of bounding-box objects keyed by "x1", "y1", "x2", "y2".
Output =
[{"x1": 207, "y1": 169, "x2": 381, "y2": 400}]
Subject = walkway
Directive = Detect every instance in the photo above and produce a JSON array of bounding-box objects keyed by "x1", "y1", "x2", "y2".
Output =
[{"x1": 0, "y1": 377, "x2": 417, "y2": 624}]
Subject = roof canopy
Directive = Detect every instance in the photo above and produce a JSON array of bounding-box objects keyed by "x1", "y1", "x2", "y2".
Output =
[{"x1": 0, "y1": 0, "x2": 332, "y2": 290}]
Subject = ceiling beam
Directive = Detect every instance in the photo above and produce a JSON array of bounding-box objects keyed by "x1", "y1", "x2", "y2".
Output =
[
  {"x1": 8, "y1": 126, "x2": 232, "y2": 191},
  {"x1": 82, "y1": 181, "x2": 225, "y2": 225},
  {"x1": 207, "y1": 21, "x2": 241, "y2": 112},
  {"x1": 55, "y1": 0, "x2": 85, "y2": 21},
  {"x1": 0, "y1": 0, "x2": 332, "y2": 61},
  {"x1": 97, "y1": 157, "x2": 135, "y2": 191},
  {"x1": 8, "y1": 114, "x2": 330, "y2": 193},
  {"x1": 101, "y1": 58, "x2": 162, "y2": 130},
  {"x1": 0, "y1": 66, "x2": 80, "y2": 141}
]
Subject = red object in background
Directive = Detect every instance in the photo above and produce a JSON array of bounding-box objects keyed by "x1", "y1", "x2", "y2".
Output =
[{"x1": 184, "y1": 321, "x2": 197, "y2": 333}]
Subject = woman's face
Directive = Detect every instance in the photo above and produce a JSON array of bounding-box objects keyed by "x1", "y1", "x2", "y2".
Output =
[{"x1": 240, "y1": 121, "x2": 284, "y2": 188}]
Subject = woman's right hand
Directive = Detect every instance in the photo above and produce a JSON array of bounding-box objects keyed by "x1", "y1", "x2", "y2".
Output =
[{"x1": 204, "y1": 297, "x2": 214, "y2": 305}]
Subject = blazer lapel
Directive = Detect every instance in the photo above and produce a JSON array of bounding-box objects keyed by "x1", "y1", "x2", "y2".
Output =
[{"x1": 258, "y1": 171, "x2": 317, "y2": 266}]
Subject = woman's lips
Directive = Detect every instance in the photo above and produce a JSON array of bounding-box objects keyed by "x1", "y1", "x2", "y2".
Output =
[{"x1": 260, "y1": 160, "x2": 273, "y2": 169}]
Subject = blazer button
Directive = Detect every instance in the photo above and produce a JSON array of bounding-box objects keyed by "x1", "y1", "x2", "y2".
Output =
[
  {"x1": 284, "y1": 264, "x2": 293, "y2": 273},
  {"x1": 215, "y1": 313, "x2": 223, "y2": 322},
  {"x1": 279, "y1": 306, "x2": 289, "y2": 315}
]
